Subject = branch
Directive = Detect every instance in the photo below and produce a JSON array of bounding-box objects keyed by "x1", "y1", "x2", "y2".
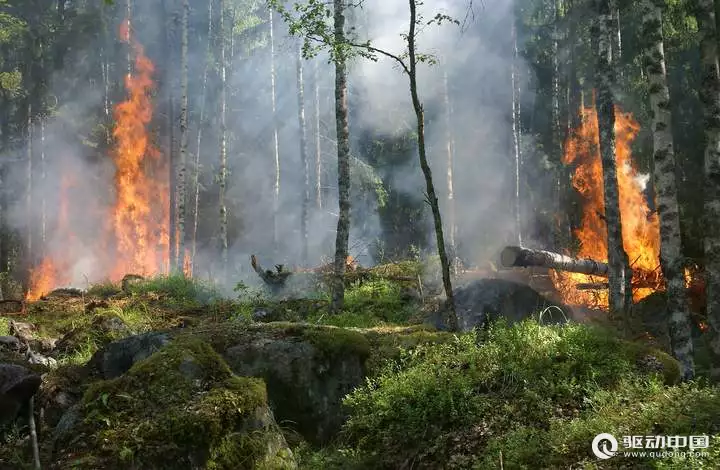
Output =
[{"x1": 348, "y1": 41, "x2": 410, "y2": 75}]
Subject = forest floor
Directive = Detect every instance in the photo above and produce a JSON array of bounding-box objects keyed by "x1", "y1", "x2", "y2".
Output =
[{"x1": 0, "y1": 262, "x2": 719, "y2": 469}]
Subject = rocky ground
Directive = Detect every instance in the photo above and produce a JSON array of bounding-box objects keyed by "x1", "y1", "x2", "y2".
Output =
[{"x1": 0, "y1": 264, "x2": 718, "y2": 469}]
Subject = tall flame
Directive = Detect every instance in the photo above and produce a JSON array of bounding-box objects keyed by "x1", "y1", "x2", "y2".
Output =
[
  {"x1": 110, "y1": 19, "x2": 169, "y2": 279},
  {"x1": 25, "y1": 19, "x2": 169, "y2": 300},
  {"x1": 551, "y1": 103, "x2": 661, "y2": 308}
]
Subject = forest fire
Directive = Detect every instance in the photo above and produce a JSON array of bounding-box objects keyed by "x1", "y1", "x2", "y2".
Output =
[
  {"x1": 26, "y1": 19, "x2": 169, "y2": 300},
  {"x1": 550, "y1": 104, "x2": 662, "y2": 308}
]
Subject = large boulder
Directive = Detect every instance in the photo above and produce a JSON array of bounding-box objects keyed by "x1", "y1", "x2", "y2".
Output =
[
  {"x1": 51, "y1": 336, "x2": 296, "y2": 469},
  {"x1": 0, "y1": 363, "x2": 41, "y2": 427},
  {"x1": 435, "y1": 279, "x2": 570, "y2": 331},
  {"x1": 214, "y1": 324, "x2": 371, "y2": 445},
  {"x1": 87, "y1": 331, "x2": 170, "y2": 379}
]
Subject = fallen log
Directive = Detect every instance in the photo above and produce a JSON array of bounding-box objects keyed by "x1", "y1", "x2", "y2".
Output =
[{"x1": 500, "y1": 246, "x2": 610, "y2": 276}]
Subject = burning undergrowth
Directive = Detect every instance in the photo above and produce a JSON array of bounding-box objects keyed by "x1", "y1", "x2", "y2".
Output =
[
  {"x1": 550, "y1": 103, "x2": 664, "y2": 309},
  {"x1": 26, "y1": 19, "x2": 170, "y2": 300}
]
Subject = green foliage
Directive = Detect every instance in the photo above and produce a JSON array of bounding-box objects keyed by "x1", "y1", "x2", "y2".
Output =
[
  {"x1": 86, "y1": 281, "x2": 122, "y2": 298},
  {"x1": 339, "y1": 321, "x2": 688, "y2": 468},
  {"x1": 127, "y1": 274, "x2": 221, "y2": 306},
  {"x1": 56, "y1": 337, "x2": 275, "y2": 469}
]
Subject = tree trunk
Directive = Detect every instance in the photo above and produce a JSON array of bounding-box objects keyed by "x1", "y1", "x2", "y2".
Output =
[
  {"x1": 219, "y1": 0, "x2": 228, "y2": 280},
  {"x1": 501, "y1": 245, "x2": 610, "y2": 275},
  {"x1": 40, "y1": 116, "x2": 46, "y2": 255},
  {"x1": 26, "y1": 103, "x2": 32, "y2": 272},
  {"x1": 162, "y1": 0, "x2": 177, "y2": 272},
  {"x1": 330, "y1": 0, "x2": 351, "y2": 313},
  {"x1": 640, "y1": 0, "x2": 695, "y2": 380},
  {"x1": 552, "y1": 0, "x2": 566, "y2": 251},
  {"x1": 314, "y1": 59, "x2": 322, "y2": 210},
  {"x1": 511, "y1": 17, "x2": 523, "y2": 246},
  {"x1": 297, "y1": 44, "x2": 310, "y2": 266},
  {"x1": 192, "y1": 0, "x2": 213, "y2": 273},
  {"x1": 442, "y1": 69, "x2": 456, "y2": 256},
  {"x1": 611, "y1": 0, "x2": 622, "y2": 79},
  {"x1": 176, "y1": 0, "x2": 189, "y2": 274},
  {"x1": 694, "y1": 0, "x2": 720, "y2": 381},
  {"x1": 594, "y1": 0, "x2": 633, "y2": 317},
  {"x1": 269, "y1": 9, "x2": 281, "y2": 252},
  {"x1": 407, "y1": 0, "x2": 457, "y2": 330}
]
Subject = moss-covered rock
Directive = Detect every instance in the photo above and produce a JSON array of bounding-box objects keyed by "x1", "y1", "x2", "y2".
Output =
[
  {"x1": 53, "y1": 314, "x2": 133, "y2": 359},
  {"x1": 215, "y1": 324, "x2": 370, "y2": 445},
  {"x1": 51, "y1": 337, "x2": 295, "y2": 469}
]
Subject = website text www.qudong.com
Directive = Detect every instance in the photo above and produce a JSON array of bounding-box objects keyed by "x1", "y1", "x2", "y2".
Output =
[{"x1": 619, "y1": 450, "x2": 710, "y2": 459}]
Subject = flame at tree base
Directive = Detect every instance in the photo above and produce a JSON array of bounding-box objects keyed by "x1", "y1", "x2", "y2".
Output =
[
  {"x1": 26, "y1": 19, "x2": 169, "y2": 300},
  {"x1": 551, "y1": 103, "x2": 661, "y2": 309}
]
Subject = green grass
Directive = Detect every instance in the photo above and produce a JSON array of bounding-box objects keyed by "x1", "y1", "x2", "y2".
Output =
[
  {"x1": 127, "y1": 274, "x2": 221, "y2": 306},
  {"x1": 310, "y1": 320, "x2": 715, "y2": 469}
]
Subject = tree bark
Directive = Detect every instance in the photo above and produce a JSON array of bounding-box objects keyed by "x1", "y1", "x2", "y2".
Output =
[
  {"x1": 640, "y1": 0, "x2": 695, "y2": 380},
  {"x1": 501, "y1": 245, "x2": 610, "y2": 275},
  {"x1": 162, "y1": 0, "x2": 177, "y2": 272},
  {"x1": 192, "y1": 0, "x2": 213, "y2": 273},
  {"x1": 176, "y1": 0, "x2": 189, "y2": 274},
  {"x1": 611, "y1": 0, "x2": 622, "y2": 79},
  {"x1": 269, "y1": 9, "x2": 281, "y2": 252},
  {"x1": 26, "y1": 103, "x2": 32, "y2": 272},
  {"x1": 314, "y1": 59, "x2": 323, "y2": 210},
  {"x1": 407, "y1": 0, "x2": 457, "y2": 330},
  {"x1": 442, "y1": 69, "x2": 456, "y2": 255},
  {"x1": 219, "y1": 0, "x2": 228, "y2": 280},
  {"x1": 593, "y1": 0, "x2": 633, "y2": 318},
  {"x1": 296, "y1": 43, "x2": 310, "y2": 266},
  {"x1": 693, "y1": 0, "x2": 720, "y2": 381},
  {"x1": 330, "y1": 0, "x2": 351, "y2": 313},
  {"x1": 511, "y1": 17, "x2": 523, "y2": 246},
  {"x1": 39, "y1": 116, "x2": 46, "y2": 255}
]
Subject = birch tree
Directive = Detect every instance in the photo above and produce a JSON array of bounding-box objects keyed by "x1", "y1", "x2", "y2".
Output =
[
  {"x1": 511, "y1": 17, "x2": 522, "y2": 246},
  {"x1": 640, "y1": 0, "x2": 695, "y2": 380},
  {"x1": 219, "y1": 0, "x2": 229, "y2": 279},
  {"x1": 692, "y1": 0, "x2": 720, "y2": 381},
  {"x1": 269, "y1": 8, "x2": 281, "y2": 252},
  {"x1": 176, "y1": 0, "x2": 189, "y2": 274},
  {"x1": 296, "y1": 43, "x2": 310, "y2": 266},
  {"x1": 593, "y1": 0, "x2": 633, "y2": 317},
  {"x1": 192, "y1": 0, "x2": 213, "y2": 272},
  {"x1": 272, "y1": 0, "x2": 459, "y2": 327}
]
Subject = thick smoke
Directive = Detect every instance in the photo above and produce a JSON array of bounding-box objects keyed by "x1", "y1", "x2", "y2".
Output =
[{"x1": 1, "y1": 0, "x2": 537, "y2": 294}]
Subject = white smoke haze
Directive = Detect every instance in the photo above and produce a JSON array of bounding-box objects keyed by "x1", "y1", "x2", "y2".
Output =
[{"x1": 0, "y1": 0, "x2": 542, "y2": 294}]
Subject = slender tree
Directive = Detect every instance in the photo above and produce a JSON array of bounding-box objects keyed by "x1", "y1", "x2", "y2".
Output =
[
  {"x1": 593, "y1": 0, "x2": 633, "y2": 317},
  {"x1": 269, "y1": 8, "x2": 281, "y2": 252},
  {"x1": 314, "y1": 59, "x2": 322, "y2": 210},
  {"x1": 640, "y1": 0, "x2": 695, "y2": 380},
  {"x1": 162, "y1": 0, "x2": 178, "y2": 271},
  {"x1": 693, "y1": 0, "x2": 720, "y2": 381},
  {"x1": 176, "y1": 0, "x2": 189, "y2": 274},
  {"x1": 511, "y1": 17, "x2": 523, "y2": 246},
  {"x1": 330, "y1": 0, "x2": 351, "y2": 312},
  {"x1": 192, "y1": 0, "x2": 213, "y2": 272},
  {"x1": 219, "y1": 0, "x2": 229, "y2": 279},
  {"x1": 297, "y1": 43, "x2": 310, "y2": 266},
  {"x1": 442, "y1": 69, "x2": 456, "y2": 256}
]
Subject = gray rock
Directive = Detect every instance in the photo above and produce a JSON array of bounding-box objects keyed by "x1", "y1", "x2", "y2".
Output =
[
  {"x1": 222, "y1": 334, "x2": 366, "y2": 444},
  {"x1": 25, "y1": 349, "x2": 57, "y2": 368},
  {"x1": 88, "y1": 332, "x2": 170, "y2": 379},
  {"x1": 0, "y1": 336, "x2": 21, "y2": 351},
  {"x1": 435, "y1": 278, "x2": 570, "y2": 331},
  {"x1": 0, "y1": 363, "x2": 42, "y2": 425}
]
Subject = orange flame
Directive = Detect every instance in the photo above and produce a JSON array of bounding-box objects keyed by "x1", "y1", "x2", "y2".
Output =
[
  {"x1": 551, "y1": 103, "x2": 660, "y2": 308},
  {"x1": 109, "y1": 21, "x2": 169, "y2": 279},
  {"x1": 25, "y1": 19, "x2": 169, "y2": 300},
  {"x1": 26, "y1": 174, "x2": 76, "y2": 300}
]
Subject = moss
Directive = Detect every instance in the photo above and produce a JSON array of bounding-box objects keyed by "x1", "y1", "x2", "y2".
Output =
[
  {"x1": 622, "y1": 341, "x2": 682, "y2": 385},
  {"x1": 300, "y1": 326, "x2": 372, "y2": 362},
  {"x1": 53, "y1": 336, "x2": 276, "y2": 469},
  {"x1": 86, "y1": 281, "x2": 122, "y2": 298},
  {"x1": 0, "y1": 316, "x2": 10, "y2": 336},
  {"x1": 364, "y1": 328, "x2": 455, "y2": 376}
]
